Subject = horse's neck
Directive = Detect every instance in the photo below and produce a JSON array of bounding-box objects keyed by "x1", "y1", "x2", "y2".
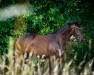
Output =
[{"x1": 55, "y1": 25, "x2": 72, "y2": 44}]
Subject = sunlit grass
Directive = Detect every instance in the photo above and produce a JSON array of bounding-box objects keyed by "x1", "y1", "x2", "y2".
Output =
[{"x1": 0, "y1": 37, "x2": 94, "y2": 75}]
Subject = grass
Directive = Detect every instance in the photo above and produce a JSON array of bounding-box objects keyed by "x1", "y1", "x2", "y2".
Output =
[{"x1": 0, "y1": 37, "x2": 94, "y2": 75}]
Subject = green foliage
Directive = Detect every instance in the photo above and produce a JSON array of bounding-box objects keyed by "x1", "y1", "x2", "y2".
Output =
[
  {"x1": 0, "y1": 0, "x2": 94, "y2": 66},
  {"x1": 0, "y1": 18, "x2": 14, "y2": 55}
]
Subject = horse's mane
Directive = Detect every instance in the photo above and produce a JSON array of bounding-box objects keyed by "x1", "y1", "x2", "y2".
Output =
[{"x1": 52, "y1": 23, "x2": 75, "y2": 34}]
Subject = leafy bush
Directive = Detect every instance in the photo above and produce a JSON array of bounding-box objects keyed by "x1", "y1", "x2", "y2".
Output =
[{"x1": 0, "y1": 0, "x2": 94, "y2": 67}]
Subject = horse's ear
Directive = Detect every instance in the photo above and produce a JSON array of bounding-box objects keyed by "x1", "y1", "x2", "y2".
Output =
[
  {"x1": 78, "y1": 22, "x2": 82, "y2": 25},
  {"x1": 75, "y1": 22, "x2": 78, "y2": 24},
  {"x1": 75, "y1": 22, "x2": 82, "y2": 26},
  {"x1": 75, "y1": 22, "x2": 78, "y2": 25}
]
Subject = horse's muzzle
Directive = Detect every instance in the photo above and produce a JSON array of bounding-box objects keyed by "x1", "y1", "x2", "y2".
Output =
[{"x1": 77, "y1": 36, "x2": 84, "y2": 43}]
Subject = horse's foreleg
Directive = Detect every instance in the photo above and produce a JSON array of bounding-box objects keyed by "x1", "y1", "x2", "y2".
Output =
[
  {"x1": 49, "y1": 57, "x2": 52, "y2": 75},
  {"x1": 58, "y1": 57, "x2": 62, "y2": 75},
  {"x1": 49, "y1": 56, "x2": 55, "y2": 75},
  {"x1": 59, "y1": 57, "x2": 62, "y2": 67}
]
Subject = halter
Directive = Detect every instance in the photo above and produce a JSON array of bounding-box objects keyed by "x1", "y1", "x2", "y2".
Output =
[{"x1": 73, "y1": 26, "x2": 82, "y2": 37}]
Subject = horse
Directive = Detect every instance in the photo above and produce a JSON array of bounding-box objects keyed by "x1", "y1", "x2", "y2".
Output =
[{"x1": 13, "y1": 22, "x2": 84, "y2": 74}]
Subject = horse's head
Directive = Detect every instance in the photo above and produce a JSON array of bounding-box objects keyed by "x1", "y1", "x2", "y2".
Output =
[{"x1": 71, "y1": 22, "x2": 84, "y2": 43}]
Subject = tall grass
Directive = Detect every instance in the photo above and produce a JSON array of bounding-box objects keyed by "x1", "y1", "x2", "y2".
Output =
[{"x1": 0, "y1": 37, "x2": 94, "y2": 75}]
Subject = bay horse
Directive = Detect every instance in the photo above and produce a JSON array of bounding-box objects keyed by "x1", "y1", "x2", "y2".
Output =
[{"x1": 14, "y1": 22, "x2": 84, "y2": 74}]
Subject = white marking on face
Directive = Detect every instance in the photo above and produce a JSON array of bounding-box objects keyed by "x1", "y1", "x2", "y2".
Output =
[
  {"x1": 42, "y1": 55, "x2": 46, "y2": 59},
  {"x1": 70, "y1": 35, "x2": 75, "y2": 40}
]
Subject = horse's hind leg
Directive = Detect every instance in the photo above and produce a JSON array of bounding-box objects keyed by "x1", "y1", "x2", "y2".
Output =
[
  {"x1": 24, "y1": 51, "x2": 29, "y2": 64},
  {"x1": 24, "y1": 51, "x2": 33, "y2": 64}
]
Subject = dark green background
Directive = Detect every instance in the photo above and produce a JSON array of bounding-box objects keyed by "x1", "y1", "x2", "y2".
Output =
[{"x1": 0, "y1": 0, "x2": 94, "y2": 66}]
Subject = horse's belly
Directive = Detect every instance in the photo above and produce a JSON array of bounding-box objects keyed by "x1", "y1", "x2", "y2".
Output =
[{"x1": 28, "y1": 45, "x2": 49, "y2": 58}]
